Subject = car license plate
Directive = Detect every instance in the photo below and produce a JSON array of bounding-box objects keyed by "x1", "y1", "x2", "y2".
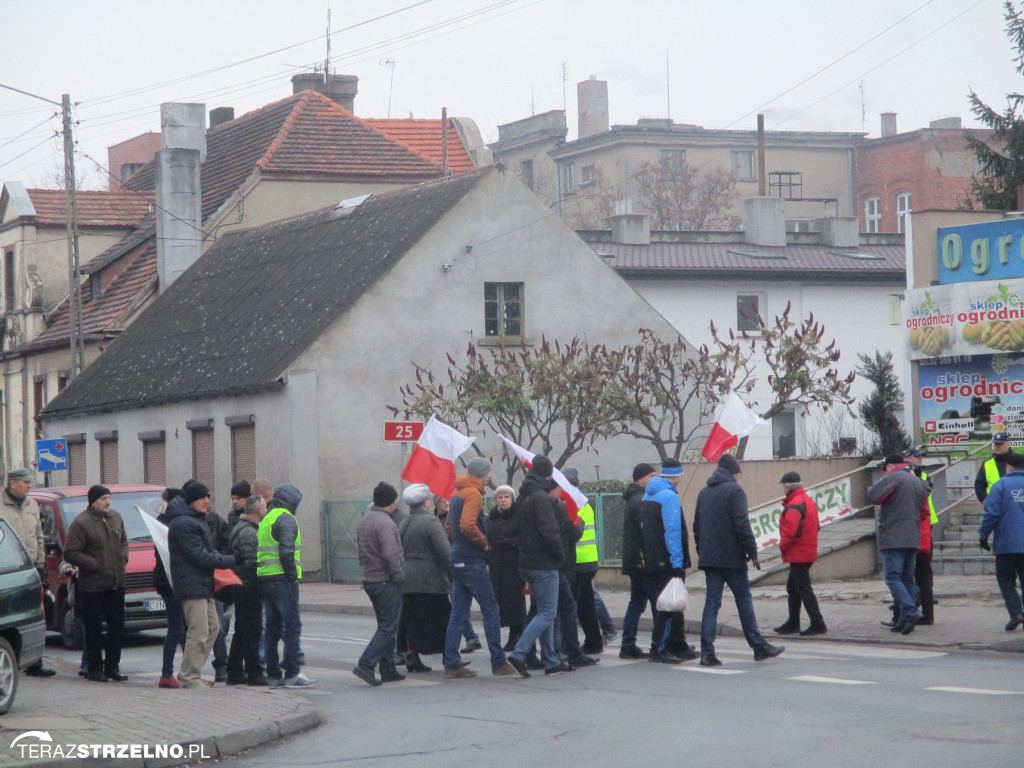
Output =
[{"x1": 145, "y1": 600, "x2": 165, "y2": 612}]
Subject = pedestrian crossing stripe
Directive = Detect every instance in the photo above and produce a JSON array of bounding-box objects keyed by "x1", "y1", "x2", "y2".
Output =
[
  {"x1": 681, "y1": 668, "x2": 744, "y2": 675},
  {"x1": 925, "y1": 686, "x2": 1024, "y2": 695},
  {"x1": 788, "y1": 675, "x2": 876, "y2": 685}
]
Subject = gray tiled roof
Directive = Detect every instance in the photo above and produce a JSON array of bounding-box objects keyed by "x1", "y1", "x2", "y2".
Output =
[
  {"x1": 599, "y1": 242, "x2": 905, "y2": 280},
  {"x1": 42, "y1": 170, "x2": 486, "y2": 420}
]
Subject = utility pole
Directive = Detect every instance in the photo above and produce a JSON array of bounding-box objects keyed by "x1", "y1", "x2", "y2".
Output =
[{"x1": 62, "y1": 94, "x2": 84, "y2": 378}]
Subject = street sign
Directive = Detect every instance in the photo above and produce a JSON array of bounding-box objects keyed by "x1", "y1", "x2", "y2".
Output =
[
  {"x1": 383, "y1": 421, "x2": 424, "y2": 442},
  {"x1": 36, "y1": 438, "x2": 68, "y2": 472}
]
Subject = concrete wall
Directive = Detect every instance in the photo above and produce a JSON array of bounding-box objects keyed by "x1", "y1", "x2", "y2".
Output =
[{"x1": 627, "y1": 277, "x2": 904, "y2": 459}]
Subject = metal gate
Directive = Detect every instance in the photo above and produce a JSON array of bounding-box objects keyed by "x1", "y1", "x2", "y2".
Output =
[{"x1": 324, "y1": 499, "x2": 370, "y2": 583}]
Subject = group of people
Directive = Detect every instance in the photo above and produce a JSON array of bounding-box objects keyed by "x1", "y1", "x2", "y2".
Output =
[{"x1": 0, "y1": 468, "x2": 315, "y2": 689}]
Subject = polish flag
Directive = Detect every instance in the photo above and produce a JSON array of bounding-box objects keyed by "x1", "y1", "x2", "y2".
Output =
[
  {"x1": 500, "y1": 435, "x2": 588, "y2": 519},
  {"x1": 701, "y1": 391, "x2": 768, "y2": 462},
  {"x1": 402, "y1": 416, "x2": 476, "y2": 499}
]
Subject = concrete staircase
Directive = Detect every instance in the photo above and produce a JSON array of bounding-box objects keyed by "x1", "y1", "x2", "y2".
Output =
[{"x1": 934, "y1": 500, "x2": 997, "y2": 576}]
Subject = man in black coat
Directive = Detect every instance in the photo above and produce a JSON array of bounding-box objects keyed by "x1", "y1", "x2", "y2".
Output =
[
  {"x1": 227, "y1": 495, "x2": 267, "y2": 685},
  {"x1": 694, "y1": 454, "x2": 783, "y2": 667},
  {"x1": 620, "y1": 462, "x2": 656, "y2": 658}
]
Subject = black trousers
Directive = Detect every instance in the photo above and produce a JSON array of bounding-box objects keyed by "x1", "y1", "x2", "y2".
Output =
[
  {"x1": 639, "y1": 571, "x2": 689, "y2": 654},
  {"x1": 572, "y1": 570, "x2": 603, "y2": 650},
  {"x1": 786, "y1": 563, "x2": 824, "y2": 625},
  {"x1": 893, "y1": 552, "x2": 934, "y2": 623},
  {"x1": 227, "y1": 585, "x2": 263, "y2": 680},
  {"x1": 80, "y1": 587, "x2": 125, "y2": 675}
]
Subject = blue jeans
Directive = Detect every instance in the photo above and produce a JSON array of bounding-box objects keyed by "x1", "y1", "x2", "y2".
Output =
[
  {"x1": 621, "y1": 575, "x2": 648, "y2": 649},
  {"x1": 882, "y1": 548, "x2": 920, "y2": 621},
  {"x1": 443, "y1": 560, "x2": 505, "y2": 669},
  {"x1": 511, "y1": 568, "x2": 560, "y2": 669},
  {"x1": 995, "y1": 553, "x2": 1024, "y2": 619},
  {"x1": 212, "y1": 599, "x2": 228, "y2": 670},
  {"x1": 359, "y1": 581, "x2": 403, "y2": 675},
  {"x1": 161, "y1": 594, "x2": 186, "y2": 678},
  {"x1": 557, "y1": 571, "x2": 584, "y2": 660},
  {"x1": 700, "y1": 567, "x2": 765, "y2": 655},
  {"x1": 594, "y1": 590, "x2": 615, "y2": 634},
  {"x1": 262, "y1": 580, "x2": 301, "y2": 679}
]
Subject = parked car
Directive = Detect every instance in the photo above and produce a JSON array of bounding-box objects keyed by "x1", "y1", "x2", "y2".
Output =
[
  {"x1": 0, "y1": 516, "x2": 45, "y2": 715},
  {"x1": 32, "y1": 485, "x2": 166, "y2": 649}
]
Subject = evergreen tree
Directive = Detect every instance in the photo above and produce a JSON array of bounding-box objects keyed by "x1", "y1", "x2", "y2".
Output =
[
  {"x1": 856, "y1": 351, "x2": 912, "y2": 456},
  {"x1": 966, "y1": 1, "x2": 1024, "y2": 210}
]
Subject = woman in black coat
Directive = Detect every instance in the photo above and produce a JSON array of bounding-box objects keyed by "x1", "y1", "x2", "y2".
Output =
[{"x1": 487, "y1": 485, "x2": 527, "y2": 651}]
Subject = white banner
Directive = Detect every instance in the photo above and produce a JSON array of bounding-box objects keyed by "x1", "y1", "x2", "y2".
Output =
[
  {"x1": 747, "y1": 478, "x2": 854, "y2": 552},
  {"x1": 139, "y1": 506, "x2": 171, "y2": 590}
]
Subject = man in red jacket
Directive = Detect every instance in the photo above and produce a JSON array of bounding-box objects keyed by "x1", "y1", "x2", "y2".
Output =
[{"x1": 773, "y1": 472, "x2": 827, "y2": 637}]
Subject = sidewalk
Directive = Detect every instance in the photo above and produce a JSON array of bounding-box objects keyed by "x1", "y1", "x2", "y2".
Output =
[
  {"x1": 301, "y1": 573, "x2": 1024, "y2": 654},
  {"x1": 0, "y1": 674, "x2": 318, "y2": 768}
]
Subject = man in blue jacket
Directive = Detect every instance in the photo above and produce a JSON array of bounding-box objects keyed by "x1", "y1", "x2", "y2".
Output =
[
  {"x1": 638, "y1": 459, "x2": 698, "y2": 663},
  {"x1": 980, "y1": 452, "x2": 1024, "y2": 631},
  {"x1": 694, "y1": 454, "x2": 783, "y2": 667}
]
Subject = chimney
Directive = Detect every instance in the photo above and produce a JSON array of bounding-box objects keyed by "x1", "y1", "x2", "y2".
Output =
[
  {"x1": 156, "y1": 103, "x2": 205, "y2": 292},
  {"x1": 742, "y1": 197, "x2": 786, "y2": 247},
  {"x1": 929, "y1": 116, "x2": 962, "y2": 130},
  {"x1": 291, "y1": 73, "x2": 358, "y2": 113},
  {"x1": 209, "y1": 107, "x2": 234, "y2": 128},
  {"x1": 880, "y1": 112, "x2": 898, "y2": 138},
  {"x1": 816, "y1": 216, "x2": 859, "y2": 248},
  {"x1": 578, "y1": 77, "x2": 609, "y2": 139},
  {"x1": 606, "y1": 211, "x2": 651, "y2": 245}
]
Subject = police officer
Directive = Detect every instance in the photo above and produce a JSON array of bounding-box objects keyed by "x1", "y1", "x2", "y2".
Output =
[{"x1": 975, "y1": 433, "x2": 1015, "y2": 503}]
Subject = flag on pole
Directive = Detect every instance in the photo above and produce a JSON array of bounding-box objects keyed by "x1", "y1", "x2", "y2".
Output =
[
  {"x1": 499, "y1": 435, "x2": 589, "y2": 517},
  {"x1": 140, "y1": 507, "x2": 171, "y2": 590},
  {"x1": 401, "y1": 416, "x2": 476, "y2": 499},
  {"x1": 701, "y1": 391, "x2": 768, "y2": 462}
]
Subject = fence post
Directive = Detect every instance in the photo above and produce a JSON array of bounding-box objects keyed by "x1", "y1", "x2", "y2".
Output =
[{"x1": 323, "y1": 502, "x2": 334, "y2": 584}]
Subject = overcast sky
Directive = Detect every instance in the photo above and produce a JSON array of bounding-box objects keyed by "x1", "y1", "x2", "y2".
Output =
[{"x1": 0, "y1": 0, "x2": 1017, "y2": 189}]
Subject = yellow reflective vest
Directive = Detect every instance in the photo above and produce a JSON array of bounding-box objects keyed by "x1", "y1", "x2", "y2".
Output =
[
  {"x1": 575, "y1": 503, "x2": 599, "y2": 565},
  {"x1": 920, "y1": 470, "x2": 938, "y2": 525},
  {"x1": 257, "y1": 507, "x2": 302, "y2": 579},
  {"x1": 984, "y1": 459, "x2": 1004, "y2": 500}
]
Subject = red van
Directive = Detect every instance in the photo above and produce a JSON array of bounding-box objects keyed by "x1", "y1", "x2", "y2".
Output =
[{"x1": 31, "y1": 485, "x2": 167, "y2": 648}]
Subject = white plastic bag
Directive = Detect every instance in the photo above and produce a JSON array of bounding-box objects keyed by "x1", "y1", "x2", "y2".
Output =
[{"x1": 656, "y1": 576, "x2": 689, "y2": 612}]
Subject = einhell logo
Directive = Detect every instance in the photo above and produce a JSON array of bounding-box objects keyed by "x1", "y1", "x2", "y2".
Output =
[
  {"x1": 10, "y1": 730, "x2": 211, "y2": 760},
  {"x1": 924, "y1": 419, "x2": 974, "y2": 433}
]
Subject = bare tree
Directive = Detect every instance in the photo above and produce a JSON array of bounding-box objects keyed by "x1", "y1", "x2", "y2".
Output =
[{"x1": 632, "y1": 160, "x2": 737, "y2": 231}]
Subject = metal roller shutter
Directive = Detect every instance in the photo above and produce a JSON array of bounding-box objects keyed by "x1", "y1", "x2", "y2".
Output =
[
  {"x1": 68, "y1": 442, "x2": 86, "y2": 486},
  {"x1": 144, "y1": 440, "x2": 166, "y2": 486},
  {"x1": 231, "y1": 425, "x2": 256, "y2": 482},
  {"x1": 192, "y1": 429, "x2": 215, "y2": 509},
  {"x1": 100, "y1": 440, "x2": 119, "y2": 484}
]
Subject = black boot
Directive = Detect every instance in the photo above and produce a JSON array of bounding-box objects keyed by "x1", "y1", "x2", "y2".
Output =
[
  {"x1": 406, "y1": 653, "x2": 431, "y2": 673},
  {"x1": 774, "y1": 620, "x2": 800, "y2": 635},
  {"x1": 503, "y1": 626, "x2": 522, "y2": 653}
]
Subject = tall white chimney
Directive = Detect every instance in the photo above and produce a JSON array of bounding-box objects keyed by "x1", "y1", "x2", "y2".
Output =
[
  {"x1": 156, "y1": 103, "x2": 205, "y2": 292},
  {"x1": 578, "y1": 77, "x2": 609, "y2": 139}
]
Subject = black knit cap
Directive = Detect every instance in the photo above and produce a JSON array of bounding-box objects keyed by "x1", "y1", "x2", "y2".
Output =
[
  {"x1": 184, "y1": 482, "x2": 210, "y2": 505},
  {"x1": 718, "y1": 454, "x2": 741, "y2": 475},
  {"x1": 230, "y1": 480, "x2": 251, "y2": 498},
  {"x1": 88, "y1": 485, "x2": 111, "y2": 505},
  {"x1": 632, "y1": 463, "x2": 657, "y2": 481},
  {"x1": 532, "y1": 455, "x2": 554, "y2": 478},
  {"x1": 373, "y1": 481, "x2": 398, "y2": 507}
]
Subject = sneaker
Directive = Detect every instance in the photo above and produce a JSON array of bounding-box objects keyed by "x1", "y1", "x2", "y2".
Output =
[
  {"x1": 267, "y1": 676, "x2": 286, "y2": 689},
  {"x1": 880, "y1": 618, "x2": 897, "y2": 628},
  {"x1": 492, "y1": 661, "x2": 520, "y2": 677},
  {"x1": 676, "y1": 647, "x2": 700, "y2": 662},
  {"x1": 1006, "y1": 615, "x2": 1024, "y2": 631},
  {"x1": 380, "y1": 671, "x2": 406, "y2": 683},
  {"x1": 568, "y1": 655, "x2": 600, "y2": 670},
  {"x1": 649, "y1": 652, "x2": 682, "y2": 664},
  {"x1": 283, "y1": 673, "x2": 318, "y2": 688},
  {"x1": 800, "y1": 624, "x2": 828, "y2": 636},
  {"x1": 602, "y1": 631, "x2": 619, "y2": 644},
  {"x1": 618, "y1": 645, "x2": 646, "y2": 659},
  {"x1": 753, "y1": 642, "x2": 785, "y2": 661},
  {"x1": 699, "y1": 653, "x2": 723, "y2": 667},
  {"x1": 506, "y1": 657, "x2": 531, "y2": 678},
  {"x1": 351, "y1": 666, "x2": 380, "y2": 687},
  {"x1": 214, "y1": 668, "x2": 228, "y2": 683},
  {"x1": 443, "y1": 665, "x2": 478, "y2": 679},
  {"x1": 544, "y1": 662, "x2": 574, "y2": 676},
  {"x1": 25, "y1": 665, "x2": 56, "y2": 677},
  {"x1": 773, "y1": 622, "x2": 800, "y2": 635},
  {"x1": 460, "y1": 639, "x2": 483, "y2": 654},
  {"x1": 158, "y1": 675, "x2": 181, "y2": 689},
  {"x1": 900, "y1": 615, "x2": 921, "y2": 635}
]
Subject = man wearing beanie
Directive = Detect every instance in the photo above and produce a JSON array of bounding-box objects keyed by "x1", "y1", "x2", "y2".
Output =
[
  {"x1": 443, "y1": 457, "x2": 521, "y2": 678},
  {"x1": 166, "y1": 482, "x2": 236, "y2": 687},
  {"x1": 227, "y1": 480, "x2": 252, "y2": 531},
  {"x1": 638, "y1": 459, "x2": 698, "y2": 663},
  {"x1": 694, "y1": 454, "x2": 784, "y2": 666},
  {"x1": 354, "y1": 482, "x2": 406, "y2": 686},
  {"x1": 64, "y1": 485, "x2": 129, "y2": 681},
  {"x1": 774, "y1": 472, "x2": 826, "y2": 637},
  {"x1": 620, "y1": 462, "x2": 657, "y2": 658},
  {"x1": 258, "y1": 483, "x2": 314, "y2": 688}
]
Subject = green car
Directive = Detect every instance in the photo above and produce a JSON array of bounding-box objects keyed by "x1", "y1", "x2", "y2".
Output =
[{"x1": 0, "y1": 517, "x2": 45, "y2": 715}]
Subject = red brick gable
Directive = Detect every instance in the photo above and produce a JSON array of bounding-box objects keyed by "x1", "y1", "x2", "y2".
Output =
[
  {"x1": 24, "y1": 189, "x2": 150, "y2": 228},
  {"x1": 363, "y1": 118, "x2": 476, "y2": 173}
]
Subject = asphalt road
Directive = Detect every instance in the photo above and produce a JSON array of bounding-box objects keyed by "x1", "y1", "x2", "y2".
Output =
[{"x1": 84, "y1": 612, "x2": 1014, "y2": 768}]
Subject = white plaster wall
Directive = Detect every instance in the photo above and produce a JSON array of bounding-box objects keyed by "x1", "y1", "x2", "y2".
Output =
[{"x1": 628, "y1": 278, "x2": 905, "y2": 459}]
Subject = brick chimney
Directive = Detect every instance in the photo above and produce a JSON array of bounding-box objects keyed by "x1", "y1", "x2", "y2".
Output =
[
  {"x1": 291, "y1": 73, "x2": 358, "y2": 113},
  {"x1": 880, "y1": 112, "x2": 898, "y2": 138},
  {"x1": 578, "y1": 77, "x2": 609, "y2": 139},
  {"x1": 209, "y1": 107, "x2": 234, "y2": 128},
  {"x1": 156, "y1": 103, "x2": 205, "y2": 292}
]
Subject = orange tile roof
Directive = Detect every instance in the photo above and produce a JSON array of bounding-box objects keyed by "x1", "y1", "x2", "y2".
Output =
[
  {"x1": 363, "y1": 118, "x2": 476, "y2": 173},
  {"x1": 24, "y1": 189, "x2": 150, "y2": 228}
]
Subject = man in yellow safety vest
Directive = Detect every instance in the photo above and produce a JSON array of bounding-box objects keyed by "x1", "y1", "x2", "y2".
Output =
[{"x1": 975, "y1": 433, "x2": 1015, "y2": 503}]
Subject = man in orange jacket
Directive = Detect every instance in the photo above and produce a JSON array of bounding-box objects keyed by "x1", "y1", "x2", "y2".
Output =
[{"x1": 773, "y1": 472, "x2": 826, "y2": 637}]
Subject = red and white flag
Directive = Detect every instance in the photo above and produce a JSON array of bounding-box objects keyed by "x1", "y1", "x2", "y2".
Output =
[
  {"x1": 499, "y1": 435, "x2": 588, "y2": 518},
  {"x1": 701, "y1": 391, "x2": 768, "y2": 462},
  {"x1": 401, "y1": 416, "x2": 476, "y2": 499}
]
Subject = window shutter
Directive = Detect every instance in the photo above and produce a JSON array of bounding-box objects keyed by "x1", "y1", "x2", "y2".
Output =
[
  {"x1": 192, "y1": 429, "x2": 215, "y2": 509},
  {"x1": 100, "y1": 440, "x2": 119, "y2": 484},
  {"x1": 231, "y1": 425, "x2": 256, "y2": 482},
  {"x1": 68, "y1": 442, "x2": 86, "y2": 486},
  {"x1": 144, "y1": 440, "x2": 166, "y2": 486}
]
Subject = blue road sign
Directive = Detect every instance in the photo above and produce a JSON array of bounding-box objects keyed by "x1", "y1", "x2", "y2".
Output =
[{"x1": 36, "y1": 439, "x2": 68, "y2": 472}]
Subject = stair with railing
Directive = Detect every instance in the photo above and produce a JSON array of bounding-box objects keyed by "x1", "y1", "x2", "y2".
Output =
[{"x1": 933, "y1": 500, "x2": 996, "y2": 576}]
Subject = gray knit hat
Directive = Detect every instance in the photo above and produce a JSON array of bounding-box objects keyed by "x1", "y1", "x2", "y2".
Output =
[{"x1": 467, "y1": 457, "x2": 492, "y2": 478}]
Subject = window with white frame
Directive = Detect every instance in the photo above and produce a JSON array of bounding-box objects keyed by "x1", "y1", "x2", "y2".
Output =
[
  {"x1": 660, "y1": 149, "x2": 685, "y2": 174},
  {"x1": 772, "y1": 408, "x2": 797, "y2": 459},
  {"x1": 563, "y1": 162, "x2": 576, "y2": 195},
  {"x1": 520, "y1": 159, "x2": 534, "y2": 191},
  {"x1": 731, "y1": 150, "x2": 755, "y2": 181},
  {"x1": 896, "y1": 192, "x2": 911, "y2": 233},
  {"x1": 736, "y1": 293, "x2": 764, "y2": 333},
  {"x1": 484, "y1": 282, "x2": 523, "y2": 338},
  {"x1": 864, "y1": 197, "x2": 881, "y2": 233},
  {"x1": 581, "y1": 163, "x2": 596, "y2": 185}
]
